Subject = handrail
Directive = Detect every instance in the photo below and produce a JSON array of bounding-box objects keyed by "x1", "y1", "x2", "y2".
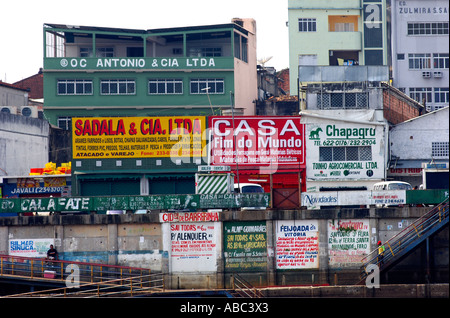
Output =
[
  {"x1": 359, "y1": 199, "x2": 449, "y2": 281},
  {"x1": 3, "y1": 272, "x2": 165, "y2": 298},
  {"x1": 231, "y1": 274, "x2": 264, "y2": 298},
  {"x1": 0, "y1": 253, "x2": 152, "y2": 287}
]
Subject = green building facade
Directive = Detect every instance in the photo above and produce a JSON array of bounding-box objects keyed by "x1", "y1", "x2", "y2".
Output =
[{"x1": 43, "y1": 20, "x2": 257, "y2": 197}]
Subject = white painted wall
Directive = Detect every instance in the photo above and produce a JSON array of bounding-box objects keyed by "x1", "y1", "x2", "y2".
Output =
[
  {"x1": 0, "y1": 113, "x2": 49, "y2": 176},
  {"x1": 389, "y1": 107, "x2": 449, "y2": 160}
]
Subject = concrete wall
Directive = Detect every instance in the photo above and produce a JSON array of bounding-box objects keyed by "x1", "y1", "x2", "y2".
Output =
[
  {"x1": 0, "y1": 207, "x2": 447, "y2": 289},
  {"x1": 0, "y1": 112, "x2": 49, "y2": 176}
]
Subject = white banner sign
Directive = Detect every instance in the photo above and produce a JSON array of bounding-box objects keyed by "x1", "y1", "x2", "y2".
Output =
[
  {"x1": 9, "y1": 238, "x2": 54, "y2": 258},
  {"x1": 301, "y1": 190, "x2": 407, "y2": 207}
]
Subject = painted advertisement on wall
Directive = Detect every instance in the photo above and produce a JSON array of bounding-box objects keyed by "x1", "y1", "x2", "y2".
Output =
[
  {"x1": 275, "y1": 220, "x2": 319, "y2": 269},
  {"x1": 9, "y1": 238, "x2": 54, "y2": 258},
  {"x1": 223, "y1": 221, "x2": 267, "y2": 272},
  {"x1": 328, "y1": 219, "x2": 370, "y2": 267},
  {"x1": 209, "y1": 116, "x2": 305, "y2": 168},
  {"x1": 306, "y1": 123, "x2": 385, "y2": 180},
  {"x1": 170, "y1": 222, "x2": 218, "y2": 272},
  {"x1": 72, "y1": 116, "x2": 206, "y2": 159}
]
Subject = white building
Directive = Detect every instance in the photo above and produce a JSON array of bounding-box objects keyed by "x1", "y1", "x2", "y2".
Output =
[
  {"x1": 391, "y1": 0, "x2": 449, "y2": 112},
  {"x1": 389, "y1": 106, "x2": 449, "y2": 187}
]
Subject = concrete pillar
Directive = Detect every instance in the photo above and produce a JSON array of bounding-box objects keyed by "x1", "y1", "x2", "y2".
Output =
[
  {"x1": 266, "y1": 220, "x2": 276, "y2": 286},
  {"x1": 0, "y1": 227, "x2": 8, "y2": 254},
  {"x1": 107, "y1": 224, "x2": 118, "y2": 266},
  {"x1": 318, "y1": 219, "x2": 329, "y2": 285}
]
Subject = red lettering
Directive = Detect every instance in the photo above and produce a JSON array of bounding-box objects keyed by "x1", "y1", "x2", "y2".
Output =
[
  {"x1": 193, "y1": 119, "x2": 202, "y2": 134},
  {"x1": 74, "y1": 120, "x2": 83, "y2": 136},
  {"x1": 154, "y1": 119, "x2": 162, "y2": 135},
  {"x1": 140, "y1": 119, "x2": 149, "y2": 134}
]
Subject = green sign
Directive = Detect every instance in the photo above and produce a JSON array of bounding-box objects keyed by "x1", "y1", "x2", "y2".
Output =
[
  {"x1": 44, "y1": 57, "x2": 234, "y2": 71},
  {"x1": 0, "y1": 193, "x2": 270, "y2": 214},
  {"x1": 223, "y1": 221, "x2": 268, "y2": 272}
]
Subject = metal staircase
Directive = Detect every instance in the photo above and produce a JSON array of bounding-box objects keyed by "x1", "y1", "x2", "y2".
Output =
[
  {"x1": 229, "y1": 274, "x2": 264, "y2": 298},
  {"x1": 359, "y1": 199, "x2": 449, "y2": 284}
]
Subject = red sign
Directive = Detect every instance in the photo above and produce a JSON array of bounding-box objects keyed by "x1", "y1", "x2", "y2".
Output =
[{"x1": 209, "y1": 116, "x2": 305, "y2": 167}]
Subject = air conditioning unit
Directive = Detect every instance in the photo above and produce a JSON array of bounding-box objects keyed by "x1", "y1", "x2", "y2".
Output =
[
  {"x1": 0, "y1": 106, "x2": 18, "y2": 114},
  {"x1": 19, "y1": 106, "x2": 38, "y2": 118},
  {"x1": 422, "y1": 71, "x2": 431, "y2": 78},
  {"x1": 433, "y1": 71, "x2": 443, "y2": 78}
]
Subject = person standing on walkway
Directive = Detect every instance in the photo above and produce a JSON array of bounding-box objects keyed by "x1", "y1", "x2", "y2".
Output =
[{"x1": 377, "y1": 241, "x2": 385, "y2": 266}]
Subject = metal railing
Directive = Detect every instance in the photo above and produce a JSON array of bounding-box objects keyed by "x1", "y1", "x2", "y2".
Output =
[
  {"x1": 359, "y1": 199, "x2": 449, "y2": 282},
  {"x1": 231, "y1": 274, "x2": 264, "y2": 298},
  {"x1": 4, "y1": 272, "x2": 165, "y2": 298},
  {"x1": 0, "y1": 254, "x2": 163, "y2": 295}
]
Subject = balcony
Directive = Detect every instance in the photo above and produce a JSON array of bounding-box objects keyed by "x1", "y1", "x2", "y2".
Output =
[{"x1": 44, "y1": 23, "x2": 245, "y2": 72}]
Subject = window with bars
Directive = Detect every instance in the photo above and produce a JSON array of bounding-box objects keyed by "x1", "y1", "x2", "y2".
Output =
[
  {"x1": 190, "y1": 78, "x2": 224, "y2": 94},
  {"x1": 298, "y1": 18, "x2": 317, "y2": 32},
  {"x1": 432, "y1": 142, "x2": 449, "y2": 158},
  {"x1": 319, "y1": 146, "x2": 372, "y2": 162},
  {"x1": 57, "y1": 79, "x2": 93, "y2": 95},
  {"x1": 148, "y1": 79, "x2": 183, "y2": 95},
  {"x1": 100, "y1": 79, "x2": 136, "y2": 95},
  {"x1": 317, "y1": 92, "x2": 368, "y2": 109},
  {"x1": 57, "y1": 117, "x2": 72, "y2": 130}
]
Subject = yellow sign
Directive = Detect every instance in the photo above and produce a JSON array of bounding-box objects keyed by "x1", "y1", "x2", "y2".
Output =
[{"x1": 72, "y1": 117, "x2": 206, "y2": 159}]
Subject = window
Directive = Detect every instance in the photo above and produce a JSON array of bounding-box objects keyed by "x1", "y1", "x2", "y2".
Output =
[
  {"x1": 433, "y1": 53, "x2": 449, "y2": 69},
  {"x1": 334, "y1": 23, "x2": 354, "y2": 32},
  {"x1": 434, "y1": 87, "x2": 449, "y2": 104},
  {"x1": 190, "y1": 79, "x2": 224, "y2": 94},
  {"x1": 58, "y1": 117, "x2": 72, "y2": 130},
  {"x1": 148, "y1": 79, "x2": 183, "y2": 95},
  {"x1": 57, "y1": 79, "x2": 93, "y2": 95},
  {"x1": 432, "y1": 142, "x2": 449, "y2": 158},
  {"x1": 100, "y1": 79, "x2": 135, "y2": 95},
  {"x1": 298, "y1": 18, "x2": 316, "y2": 32},
  {"x1": 409, "y1": 87, "x2": 432, "y2": 104},
  {"x1": 188, "y1": 47, "x2": 222, "y2": 57},
  {"x1": 407, "y1": 22, "x2": 449, "y2": 35},
  {"x1": 319, "y1": 146, "x2": 372, "y2": 162},
  {"x1": 317, "y1": 92, "x2": 368, "y2": 109},
  {"x1": 408, "y1": 53, "x2": 431, "y2": 69},
  {"x1": 80, "y1": 47, "x2": 114, "y2": 57}
]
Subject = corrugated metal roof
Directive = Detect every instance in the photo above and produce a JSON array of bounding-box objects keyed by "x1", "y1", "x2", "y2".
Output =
[{"x1": 44, "y1": 22, "x2": 248, "y2": 36}]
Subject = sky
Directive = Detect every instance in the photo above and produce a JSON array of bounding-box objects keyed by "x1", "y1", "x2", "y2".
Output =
[{"x1": 0, "y1": 0, "x2": 289, "y2": 84}]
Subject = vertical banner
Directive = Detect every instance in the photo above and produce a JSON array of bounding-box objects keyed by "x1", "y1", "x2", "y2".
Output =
[
  {"x1": 223, "y1": 221, "x2": 267, "y2": 272},
  {"x1": 170, "y1": 222, "x2": 217, "y2": 272},
  {"x1": 276, "y1": 220, "x2": 319, "y2": 269},
  {"x1": 328, "y1": 219, "x2": 370, "y2": 266}
]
